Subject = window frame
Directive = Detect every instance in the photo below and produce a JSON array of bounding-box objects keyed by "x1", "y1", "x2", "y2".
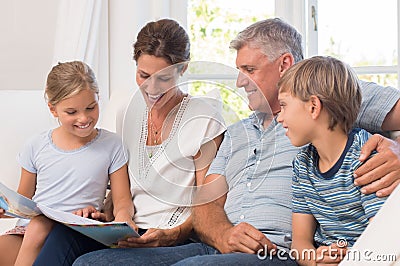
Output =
[
  {"x1": 301, "y1": 0, "x2": 399, "y2": 88},
  {"x1": 181, "y1": 0, "x2": 400, "y2": 88}
]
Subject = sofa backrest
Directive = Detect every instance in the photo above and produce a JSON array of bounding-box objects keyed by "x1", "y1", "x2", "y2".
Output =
[{"x1": 0, "y1": 90, "x2": 57, "y2": 190}]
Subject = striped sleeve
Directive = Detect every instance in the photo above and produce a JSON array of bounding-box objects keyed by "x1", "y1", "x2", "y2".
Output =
[
  {"x1": 292, "y1": 157, "x2": 311, "y2": 214},
  {"x1": 361, "y1": 193, "x2": 387, "y2": 219}
]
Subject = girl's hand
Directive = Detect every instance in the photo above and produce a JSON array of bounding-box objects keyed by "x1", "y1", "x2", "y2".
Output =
[
  {"x1": 0, "y1": 208, "x2": 6, "y2": 218},
  {"x1": 73, "y1": 206, "x2": 107, "y2": 221},
  {"x1": 113, "y1": 214, "x2": 138, "y2": 233},
  {"x1": 126, "y1": 220, "x2": 139, "y2": 233},
  {"x1": 119, "y1": 219, "x2": 138, "y2": 234}
]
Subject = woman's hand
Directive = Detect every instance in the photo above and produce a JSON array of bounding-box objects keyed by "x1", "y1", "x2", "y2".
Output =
[
  {"x1": 117, "y1": 227, "x2": 181, "y2": 248},
  {"x1": 72, "y1": 206, "x2": 107, "y2": 221}
]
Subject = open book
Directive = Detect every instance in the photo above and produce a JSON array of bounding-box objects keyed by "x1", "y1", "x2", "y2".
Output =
[{"x1": 0, "y1": 182, "x2": 139, "y2": 247}]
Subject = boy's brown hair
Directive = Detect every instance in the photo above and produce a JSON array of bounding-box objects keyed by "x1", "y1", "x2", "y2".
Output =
[{"x1": 278, "y1": 56, "x2": 362, "y2": 133}]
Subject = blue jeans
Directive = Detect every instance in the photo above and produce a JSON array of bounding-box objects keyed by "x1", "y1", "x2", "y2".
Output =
[
  {"x1": 33, "y1": 223, "x2": 108, "y2": 266},
  {"x1": 73, "y1": 242, "x2": 297, "y2": 266}
]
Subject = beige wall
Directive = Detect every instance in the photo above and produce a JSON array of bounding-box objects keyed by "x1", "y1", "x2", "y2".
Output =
[{"x1": 0, "y1": 0, "x2": 59, "y2": 90}]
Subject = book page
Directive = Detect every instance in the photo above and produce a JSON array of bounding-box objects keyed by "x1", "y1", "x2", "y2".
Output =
[
  {"x1": 0, "y1": 182, "x2": 41, "y2": 219},
  {"x1": 1, "y1": 181, "x2": 140, "y2": 246},
  {"x1": 39, "y1": 204, "x2": 139, "y2": 246},
  {"x1": 38, "y1": 204, "x2": 104, "y2": 225}
]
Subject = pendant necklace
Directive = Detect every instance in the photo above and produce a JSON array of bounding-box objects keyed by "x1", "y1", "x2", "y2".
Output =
[
  {"x1": 148, "y1": 110, "x2": 162, "y2": 158},
  {"x1": 146, "y1": 93, "x2": 186, "y2": 158}
]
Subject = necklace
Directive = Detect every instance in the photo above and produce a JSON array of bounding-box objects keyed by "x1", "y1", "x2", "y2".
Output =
[
  {"x1": 148, "y1": 111, "x2": 163, "y2": 158},
  {"x1": 149, "y1": 111, "x2": 163, "y2": 145},
  {"x1": 146, "y1": 93, "x2": 188, "y2": 158}
]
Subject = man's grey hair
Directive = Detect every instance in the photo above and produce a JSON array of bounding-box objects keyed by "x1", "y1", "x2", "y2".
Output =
[{"x1": 230, "y1": 18, "x2": 304, "y2": 63}]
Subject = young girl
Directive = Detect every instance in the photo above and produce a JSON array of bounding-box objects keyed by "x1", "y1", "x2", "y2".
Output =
[{"x1": 0, "y1": 61, "x2": 136, "y2": 266}]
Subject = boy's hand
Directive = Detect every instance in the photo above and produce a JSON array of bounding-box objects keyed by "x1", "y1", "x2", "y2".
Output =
[{"x1": 316, "y1": 242, "x2": 348, "y2": 265}]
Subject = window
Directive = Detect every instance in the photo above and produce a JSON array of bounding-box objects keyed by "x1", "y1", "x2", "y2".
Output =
[
  {"x1": 186, "y1": 0, "x2": 400, "y2": 89},
  {"x1": 315, "y1": 0, "x2": 399, "y2": 88},
  {"x1": 188, "y1": 0, "x2": 275, "y2": 66},
  {"x1": 186, "y1": 0, "x2": 275, "y2": 124}
]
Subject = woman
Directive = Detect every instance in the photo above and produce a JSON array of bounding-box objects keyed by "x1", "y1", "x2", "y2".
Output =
[
  {"x1": 120, "y1": 19, "x2": 225, "y2": 247},
  {"x1": 33, "y1": 19, "x2": 225, "y2": 265}
]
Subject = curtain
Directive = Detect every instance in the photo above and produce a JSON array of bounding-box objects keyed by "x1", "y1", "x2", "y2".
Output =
[{"x1": 52, "y1": 0, "x2": 109, "y2": 101}]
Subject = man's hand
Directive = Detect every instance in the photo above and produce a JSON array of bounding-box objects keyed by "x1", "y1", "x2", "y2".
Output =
[
  {"x1": 354, "y1": 134, "x2": 400, "y2": 197},
  {"x1": 216, "y1": 222, "x2": 277, "y2": 254}
]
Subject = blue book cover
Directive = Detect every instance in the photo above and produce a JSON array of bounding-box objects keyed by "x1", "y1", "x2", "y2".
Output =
[{"x1": 66, "y1": 223, "x2": 137, "y2": 247}]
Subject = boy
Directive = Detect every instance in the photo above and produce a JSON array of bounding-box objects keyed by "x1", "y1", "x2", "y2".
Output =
[{"x1": 277, "y1": 56, "x2": 387, "y2": 265}]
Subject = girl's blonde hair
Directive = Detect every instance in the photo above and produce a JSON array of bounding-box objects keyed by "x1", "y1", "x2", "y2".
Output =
[
  {"x1": 278, "y1": 56, "x2": 362, "y2": 134},
  {"x1": 45, "y1": 61, "x2": 99, "y2": 105}
]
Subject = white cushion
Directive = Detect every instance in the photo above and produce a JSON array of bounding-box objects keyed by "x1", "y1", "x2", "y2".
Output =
[{"x1": 0, "y1": 90, "x2": 56, "y2": 233}]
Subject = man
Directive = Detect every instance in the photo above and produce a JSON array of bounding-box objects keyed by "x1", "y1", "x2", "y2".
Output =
[
  {"x1": 176, "y1": 18, "x2": 400, "y2": 265},
  {"x1": 68, "y1": 18, "x2": 400, "y2": 266}
]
